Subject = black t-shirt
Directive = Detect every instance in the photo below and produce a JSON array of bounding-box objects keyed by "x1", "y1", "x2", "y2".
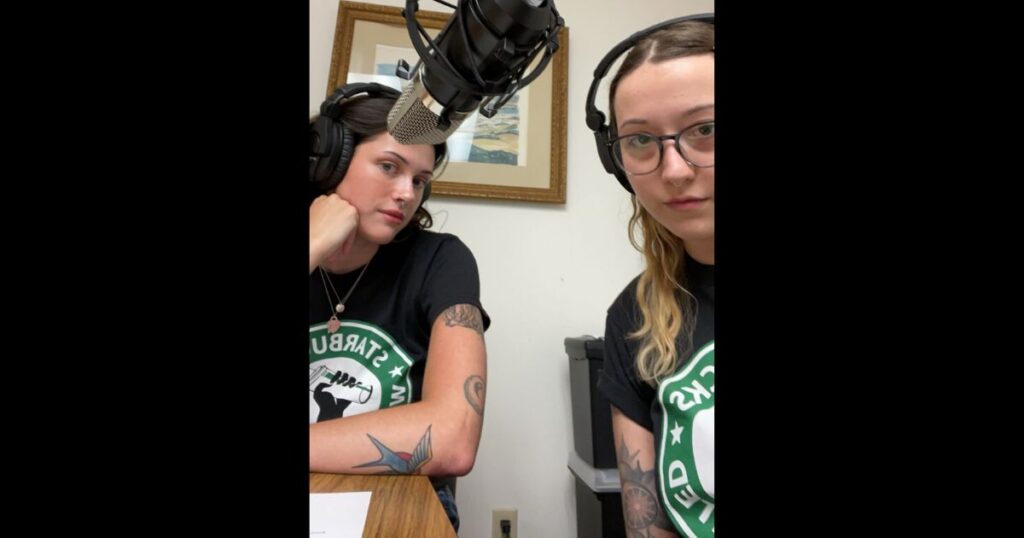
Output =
[
  {"x1": 597, "y1": 256, "x2": 715, "y2": 536},
  {"x1": 309, "y1": 229, "x2": 490, "y2": 424}
]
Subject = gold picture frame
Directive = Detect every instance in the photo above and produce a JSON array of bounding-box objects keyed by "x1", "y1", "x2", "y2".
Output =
[{"x1": 327, "y1": 1, "x2": 568, "y2": 203}]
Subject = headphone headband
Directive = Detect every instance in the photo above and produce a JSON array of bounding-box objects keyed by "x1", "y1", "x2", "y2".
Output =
[{"x1": 584, "y1": 14, "x2": 714, "y2": 193}]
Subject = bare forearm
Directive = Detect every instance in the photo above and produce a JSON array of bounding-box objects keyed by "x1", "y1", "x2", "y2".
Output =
[{"x1": 310, "y1": 398, "x2": 482, "y2": 476}]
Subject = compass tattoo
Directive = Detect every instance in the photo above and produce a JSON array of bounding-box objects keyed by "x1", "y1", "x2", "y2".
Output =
[{"x1": 617, "y1": 437, "x2": 675, "y2": 537}]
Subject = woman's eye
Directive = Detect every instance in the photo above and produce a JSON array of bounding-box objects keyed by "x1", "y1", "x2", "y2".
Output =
[
  {"x1": 687, "y1": 122, "x2": 715, "y2": 139},
  {"x1": 629, "y1": 133, "x2": 654, "y2": 147}
]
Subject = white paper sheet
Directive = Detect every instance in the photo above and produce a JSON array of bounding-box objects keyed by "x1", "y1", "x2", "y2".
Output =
[{"x1": 310, "y1": 491, "x2": 373, "y2": 537}]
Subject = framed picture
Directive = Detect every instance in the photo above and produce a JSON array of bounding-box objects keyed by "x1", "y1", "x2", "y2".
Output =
[{"x1": 327, "y1": 1, "x2": 568, "y2": 203}]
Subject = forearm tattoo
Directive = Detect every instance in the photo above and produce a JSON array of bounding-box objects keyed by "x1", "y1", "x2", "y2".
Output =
[
  {"x1": 354, "y1": 425, "x2": 433, "y2": 474},
  {"x1": 464, "y1": 375, "x2": 485, "y2": 416},
  {"x1": 442, "y1": 304, "x2": 484, "y2": 335},
  {"x1": 617, "y1": 438, "x2": 676, "y2": 537}
]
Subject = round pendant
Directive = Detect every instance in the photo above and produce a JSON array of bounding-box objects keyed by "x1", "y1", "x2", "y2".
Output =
[{"x1": 335, "y1": 303, "x2": 345, "y2": 313}]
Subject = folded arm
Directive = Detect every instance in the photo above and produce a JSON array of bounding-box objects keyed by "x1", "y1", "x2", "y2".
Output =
[{"x1": 310, "y1": 304, "x2": 487, "y2": 476}]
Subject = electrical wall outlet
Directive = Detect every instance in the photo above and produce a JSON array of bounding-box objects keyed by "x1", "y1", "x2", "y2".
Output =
[{"x1": 491, "y1": 508, "x2": 518, "y2": 538}]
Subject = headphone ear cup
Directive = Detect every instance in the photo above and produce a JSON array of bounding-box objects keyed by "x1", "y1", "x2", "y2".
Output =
[
  {"x1": 612, "y1": 166, "x2": 633, "y2": 195},
  {"x1": 594, "y1": 125, "x2": 634, "y2": 194},
  {"x1": 310, "y1": 116, "x2": 338, "y2": 187},
  {"x1": 321, "y1": 122, "x2": 355, "y2": 193}
]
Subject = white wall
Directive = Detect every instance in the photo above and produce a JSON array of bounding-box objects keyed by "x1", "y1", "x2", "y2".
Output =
[{"x1": 310, "y1": 1, "x2": 714, "y2": 536}]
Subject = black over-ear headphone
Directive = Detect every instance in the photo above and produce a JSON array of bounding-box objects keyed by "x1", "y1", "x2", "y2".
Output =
[
  {"x1": 309, "y1": 82, "x2": 433, "y2": 203},
  {"x1": 584, "y1": 13, "x2": 714, "y2": 194}
]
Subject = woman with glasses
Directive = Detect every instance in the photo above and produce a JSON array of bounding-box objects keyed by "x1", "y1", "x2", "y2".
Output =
[{"x1": 593, "y1": 17, "x2": 715, "y2": 537}]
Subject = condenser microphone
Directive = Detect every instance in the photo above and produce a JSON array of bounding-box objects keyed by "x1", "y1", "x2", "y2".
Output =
[{"x1": 387, "y1": 0, "x2": 563, "y2": 145}]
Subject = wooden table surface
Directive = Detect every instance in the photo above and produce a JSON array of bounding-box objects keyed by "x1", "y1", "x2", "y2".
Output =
[{"x1": 309, "y1": 473, "x2": 457, "y2": 537}]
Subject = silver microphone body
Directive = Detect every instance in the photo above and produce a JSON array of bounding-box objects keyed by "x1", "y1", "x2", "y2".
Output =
[{"x1": 387, "y1": 69, "x2": 475, "y2": 145}]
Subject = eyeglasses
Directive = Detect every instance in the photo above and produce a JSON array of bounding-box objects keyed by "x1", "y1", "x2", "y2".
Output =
[{"x1": 608, "y1": 121, "x2": 714, "y2": 175}]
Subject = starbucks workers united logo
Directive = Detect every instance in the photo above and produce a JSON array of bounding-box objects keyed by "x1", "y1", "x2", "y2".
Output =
[
  {"x1": 309, "y1": 321, "x2": 415, "y2": 422},
  {"x1": 657, "y1": 341, "x2": 715, "y2": 537}
]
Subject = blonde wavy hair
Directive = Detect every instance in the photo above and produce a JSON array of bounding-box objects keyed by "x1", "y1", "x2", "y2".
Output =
[
  {"x1": 627, "y1": 201, "x2": 697, "y2": 386},
  {"x1": 610, "y1": 20, "x2": 714, "y2": 387}
]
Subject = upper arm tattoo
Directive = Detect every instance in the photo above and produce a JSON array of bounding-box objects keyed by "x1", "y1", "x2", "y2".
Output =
[
  {"x1": 617, "y1": 437, "x2": 676, "y2": 536},
  {"x1": 464, "y1": 375, "x2": 485, "y2": 416},
  {"x1": 442, "y1": 304, "x2": 484, "y2": 335}
]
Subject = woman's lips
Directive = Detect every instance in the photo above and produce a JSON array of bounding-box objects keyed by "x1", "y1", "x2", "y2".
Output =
[
  {"x1": 380, "y1": 209, "x2": 405, "y2": 224},
  {"x1": 667, "y1": 197, "x2": 707, "y2": 210}
]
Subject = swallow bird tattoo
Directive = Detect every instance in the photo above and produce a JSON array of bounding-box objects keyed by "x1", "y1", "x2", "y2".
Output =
[{"x1": 354, "y1": 425, "x2": 433, "y2": 473}]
